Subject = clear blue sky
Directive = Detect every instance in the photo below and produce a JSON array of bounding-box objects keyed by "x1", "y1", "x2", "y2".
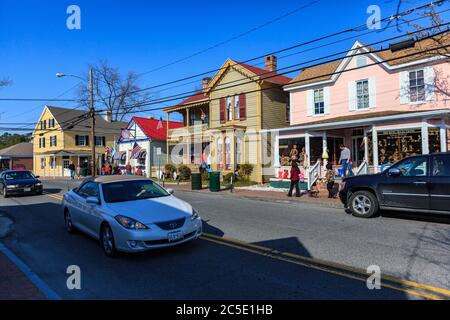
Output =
[{"x1": 0, "y1": 0, "x2": 448, "y2": 132}]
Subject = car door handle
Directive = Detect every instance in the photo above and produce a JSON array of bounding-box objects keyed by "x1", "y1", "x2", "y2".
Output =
[{"x1": 413, "y1": 181, "x2": 427, "y2": 185}]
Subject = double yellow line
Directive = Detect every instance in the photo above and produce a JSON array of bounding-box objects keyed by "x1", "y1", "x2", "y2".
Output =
[
  {"x1": 43, "y1": 193, "x2": 449, "y2": 300},
  {"x1": 200, "y1": 233, "x2": 450, "y2": 300}
]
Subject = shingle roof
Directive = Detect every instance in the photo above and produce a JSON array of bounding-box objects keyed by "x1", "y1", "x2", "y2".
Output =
[
  {"x1": 45, "y1": 106, "x2": 127, "y2": 134},
  {"x1": 0, "y1": 142, "x2": 33, "y2": 158},
  {"x1": 132, "y1": 116, "x2": 184, "y2": 141},
  {"x1": 175, "y1": 91, "x2": 209, "y2": 107},
  {"x1": 234, "y1": 61, "x2": 292, "y2": 85}
]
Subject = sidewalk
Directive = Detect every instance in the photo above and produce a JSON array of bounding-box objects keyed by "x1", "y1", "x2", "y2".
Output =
[
  {"x1": 0, "y1": 250, "x2": 46, "y2": 300},
  {"x1": 163, "y1": 182, "x2": 343, "y2": 209}
]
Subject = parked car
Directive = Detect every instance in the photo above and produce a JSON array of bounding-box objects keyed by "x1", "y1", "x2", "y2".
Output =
[
  {"x1": 339, "y1": 152, "x2": 450, "y2": 218},
  {"x1": 62, "y1": 175, "x2": 203, "y2": 257},
  {"x1": 0, "y1": 170, "x2": 43, "y2": 198},
  {"x1": 12, "y1": 164, "x2": 26, "y2": 170}
]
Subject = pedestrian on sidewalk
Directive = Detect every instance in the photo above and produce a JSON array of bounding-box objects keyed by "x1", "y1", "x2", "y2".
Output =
[
  {"x1": 287, "y1": 160, "x2": 301, "y2": 197},
  {"x1": 339, "y1": 144, "x2": 353, "y2": 177},
  {"x1": 125, "y1": 163, "x2": 132, "y2": 175},
  {"x1": 325, "y1": 163, "x2": 336, "y2": 198},
  {"x1": 68, "y1": 161, "x2": 76, "y2": 180}
]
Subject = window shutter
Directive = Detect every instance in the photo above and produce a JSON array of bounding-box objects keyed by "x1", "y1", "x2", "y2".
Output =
[
  {"x1": 424, "y1": 66, "x2": 435, "y2": 101},
  {"x1": 369, "y1": 77, "x2": 377, "y2": 109},
  {"x1": 323, "y1": 87, "x2": 330, "y2": 114},
  {"x1": 54, "y1": 136, "x2": 57, "y2": 147},
  {"x1": 239, "y1": 93, "x2": 246, "y2": 120},
  {"x1": 102, "y1": 136, "x2": 106, "y2": 146},
  {"x1": 85, "y1": 135, "x2": 90, "y2": 146},
  {"x1": 399, "y1": 71, "x2": 410, "y2": 104},
  {"x1": 42, "y1": 138, "x2": 45, "y2": 148},
  {"x1": 75, "y1": 135, "x2": 79, "y2": 146},
  {"x1": 39, "y1": 138, "x2": 41, "y2": 148},
  {"x1": 219, "y1": 97, "x2": 226, "y2": 123},
  {"x1": 306, "y1": 90, "x2": 313, "y2": 116},
  {"x1": 348, "y1": 81, "x2": 356, "y2": 111}
]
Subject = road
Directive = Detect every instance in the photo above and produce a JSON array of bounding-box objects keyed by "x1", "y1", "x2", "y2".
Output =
[{"x1": 1, "y1": 179, "x2": 450, "y2": 300}]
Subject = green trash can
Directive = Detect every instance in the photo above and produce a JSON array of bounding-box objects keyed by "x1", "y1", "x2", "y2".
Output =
[
  {"x1": 209, "y1": 172, "x2": 221, "y2": 192},
  {"x1": 80, "y1": 167, "x2": 87, "y2": 177},
  {"x1": 191, "y1": 173, "x2": 202, "y2": 190}
]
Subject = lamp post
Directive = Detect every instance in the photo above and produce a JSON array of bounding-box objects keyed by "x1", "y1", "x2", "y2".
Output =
[{"x1": 56, "y1": 68, "x2": 96, "y2": 177}]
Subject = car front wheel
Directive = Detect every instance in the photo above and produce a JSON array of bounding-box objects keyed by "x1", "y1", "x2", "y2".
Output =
[
  {"x1": 64, "y1": 210, "x2": 75, "y2": 233},
  {"x1": 349, "y1": 191, "x2": 379, "y2": 218},
  {"x1": 2, "y1": 187, "x2": 8, "y2": 198},
  {"x1": 100, "y1": 224, "x2": 117, "y2": 258}
]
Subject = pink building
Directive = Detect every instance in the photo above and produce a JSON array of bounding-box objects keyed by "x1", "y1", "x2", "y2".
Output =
[{"x1": 270, "y1": 34, "x2": 450, "y2": 184}]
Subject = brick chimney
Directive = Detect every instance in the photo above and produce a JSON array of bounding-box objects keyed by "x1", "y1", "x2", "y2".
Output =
[
  {"x1": 202, "y1": 77, "x2": 211, "y2": 92},
  {"x1": 265, "y1": 55, "x2": 277, "y2": 72}
]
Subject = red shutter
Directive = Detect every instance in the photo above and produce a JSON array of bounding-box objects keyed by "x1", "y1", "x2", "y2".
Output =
[
  {"x1": 219, "y1": 97, "x2": 226, "y2": 123},
  {"x1": 239, "y1": 93, "x2": 246, "y2": 120}
]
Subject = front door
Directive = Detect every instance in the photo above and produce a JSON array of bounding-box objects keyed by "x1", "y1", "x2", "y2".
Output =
[
  {"x1": 63, "y1": 159, "x2": 70, "y2": 177},
  {"x1": 378, "y1": 156, "x2": 430, "y2": 210},
  {"x1": 429, "y1": 154, "x2": 450, "y2": 211},
  {"x1": 352, "y1": 136, "x2": 364, "y2": 167}
]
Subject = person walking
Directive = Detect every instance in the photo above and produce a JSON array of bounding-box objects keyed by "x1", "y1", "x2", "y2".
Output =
[
  {"x1": 339, "y1": 144, "x2": 353, "y2": 177},
  {"x1": 287, "y1": 161, "x2": 301, "y2": 197},
  {"x1": 125, "y1": 163, "x2": 132, "y2": 175},
  {"x1": 325, "y1": 163, "x2": 336, "y2": 198},
  {"x1": 68, "y1": 161, "x2": 76, "y2": 180}
]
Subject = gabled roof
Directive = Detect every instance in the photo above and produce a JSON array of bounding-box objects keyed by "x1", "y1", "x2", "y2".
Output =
[
  {"x1": 175, "y1": 91, "x2": 209, "y2": 107},
  {"x1": 285, "y1": 33, "x2": 450, "y2": 90},
  {"x1": 38, "y1": 106, "x2": 127, "y2": 134},
  {"x1": 234, "y1": 61, "x2": 292, "y2": 85},
  {"x1": 0, "y1": 142, "x2": 33, "y2": 158},
  {"x1": 131, "y1": 116, "x2": 183, "y2": 141}
]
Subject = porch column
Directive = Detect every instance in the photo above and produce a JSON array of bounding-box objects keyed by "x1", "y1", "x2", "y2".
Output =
[
  {"x1": 421, "y1": 119, "x2": 429, "y2": 155},
  {"x1": 440, "y1": 120, "x2": 447, "y2": 152},
  {"x1": 166, "y1": 112, "x2": 170, "y2": 164},
  {"x1": 273, "y1": 135, "x2": 280, "y2": 175},
  {"x1": 53, "y1": 156, "x2": 56, "y2": 178},
  {"x1": 372, "y1": 127, "x2": 379, "y2": 173},
  {"x1": 146, "y1": 140, "x2": 152, "y2": 178},
  {"x1": 305, "y1": 132, "x2": 311, "y2": 168},
  {"x1": 363, "y1": 129, "x2": 369, "y2": 162}
]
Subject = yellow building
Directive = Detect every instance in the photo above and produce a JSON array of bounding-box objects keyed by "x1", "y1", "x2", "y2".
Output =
[
  {"x1": 165, "y1": 55, "x2": 291, "y2": 183},
  {"x1": 32, "y1": 106, "x2": 126, "y2": 177}
]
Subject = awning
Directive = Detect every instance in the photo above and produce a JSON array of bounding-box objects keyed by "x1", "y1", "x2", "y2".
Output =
[
  {"x1": 137, "y1": 150, "x2": 147, "y2": 159},
  {"x1": 113, "y1": 151, "x2": 126, "y2": 160}
]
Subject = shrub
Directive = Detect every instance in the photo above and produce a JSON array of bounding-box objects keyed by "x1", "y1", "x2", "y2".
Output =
[
  {"x1": 178, "y1": 164, "x2": 191, "y2": 181},
  {"x1": 164, "y1": 163, "x2": 177, "y2": 179},
  {"x1": 223, "y1": 172, "x2": 235, "y2": 183},
  {"x1": 239, "y1": 163, "x2": 254, "y2": 180}
]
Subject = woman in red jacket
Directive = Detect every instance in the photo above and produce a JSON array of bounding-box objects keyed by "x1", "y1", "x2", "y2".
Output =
[{"x1": 287, "y1": 160, "x2": 301, "y2": 197}]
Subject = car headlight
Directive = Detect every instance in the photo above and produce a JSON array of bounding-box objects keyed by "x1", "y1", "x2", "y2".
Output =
[
  {"x1": 7, "y1": 185, "x2": 19, "y2": 189},
  {"x1": 114, "y1": 215, "x2": 149, "y2": 230},
  {"x1": 35, "y1": 182, "x2": 42, "y2": 186},
  {"x1": 191, "y1": 208, "x2": 200, "y2": 221}
]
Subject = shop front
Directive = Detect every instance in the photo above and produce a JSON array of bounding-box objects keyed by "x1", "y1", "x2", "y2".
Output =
[{"x1": 270, "y1": 109, "x2": 449, "y2": 188}]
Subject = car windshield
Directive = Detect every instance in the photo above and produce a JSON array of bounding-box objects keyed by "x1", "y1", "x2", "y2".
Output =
[
  {"x1": 4, "y1": 171, "x2": 35, "y2": 180},
  {"x1": 102, "y1": 180, "x2": 170, "y2": 203}
]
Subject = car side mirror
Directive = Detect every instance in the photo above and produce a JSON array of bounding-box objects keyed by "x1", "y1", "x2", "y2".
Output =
[
  {"x1": 166, "y1": 188, "x2": 174, "y2": 195},
  {"x1": 86, "y1": 196, "x2": 100, "y2": 205},
  {"x1": 387, "y1": 168, "x2": 401, "y2": 177},
  {"x1": 35, "y1": 175, "x2": 40, "y2": 178}
]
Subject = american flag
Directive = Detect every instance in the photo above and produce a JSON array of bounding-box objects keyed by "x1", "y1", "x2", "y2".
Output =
[{"x1": 130, "y1": 142, "x2": 142, "y2": 159}]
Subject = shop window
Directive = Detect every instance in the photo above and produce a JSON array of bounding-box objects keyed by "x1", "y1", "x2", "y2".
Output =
[
  {"x1": 217, "y1": 138, "x2": 223, "y2": 170},
  {"x1": 279, "y1": 138, "x2": 306, "y2": 167},
  {"x1": 429, "y1": 127, "x2": 441, "y2": 154},
  {"x1": 409, "y1": 70, "x2": 425, "y2": 103},
  {"x1": 225, "y1": 137, "x2": 231, "y2": 170},
  {"x1": 40, "y1": 158, "x2": 46, "y2": 169},
  {"x1": 377, "y1": 129, "x2": 422, "y2": 165},
  {"x1": 356, "y1": 80, "x2": 369, "y2": 109},
  {"x1": 236, "y1": 137, "x2": 242, "y2": 165},
  {"x1": 313, "y1": 89, "x2": 325, "y2": 115}
]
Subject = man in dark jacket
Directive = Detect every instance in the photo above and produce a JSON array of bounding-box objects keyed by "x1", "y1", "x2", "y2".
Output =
[{"x1": 287, "y1": 161, "x2": 301, "y2": 197}]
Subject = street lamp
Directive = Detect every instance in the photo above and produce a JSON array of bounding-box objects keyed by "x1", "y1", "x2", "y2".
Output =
[{"x1": 57, "y1": 68, "x2": 96, "y2": 177}]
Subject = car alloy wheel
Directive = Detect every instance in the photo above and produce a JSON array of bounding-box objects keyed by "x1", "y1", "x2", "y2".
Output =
[
  {"x1": 65, "y1": 211, "x2": 75, "y2": 233},
  {"x1": 3, "y1": 187, "x2": 8, "y2": 198},
  {"x1": 101, "y1": 225, "x2": 116, "y2": 257},
  {"x1": 349, "y1": 190, "x2": 378, "y2": 218}
]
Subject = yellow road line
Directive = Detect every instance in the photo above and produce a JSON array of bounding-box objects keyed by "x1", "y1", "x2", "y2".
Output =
[{"x1": 201, "y1": 233, "x2": 449, "y2": 300}]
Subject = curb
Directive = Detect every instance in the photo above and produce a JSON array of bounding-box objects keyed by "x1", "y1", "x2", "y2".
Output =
[{"x1": 0, "y1": 243, "x2": 62, "y2": 300}]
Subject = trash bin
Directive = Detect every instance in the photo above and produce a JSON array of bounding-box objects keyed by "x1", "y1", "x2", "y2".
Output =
[
  {"x1": 209, "y1": 172, "x2": 221, "y2": 192},
  {"x1": 191, "y1": 173, "x2": 202, "y2": 190},
  {"x1": 80, "y1": 167, "x2": 87, "y2": 177}
]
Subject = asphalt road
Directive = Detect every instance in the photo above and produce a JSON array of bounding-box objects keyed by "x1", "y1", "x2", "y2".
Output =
[{"x1": 1, "y1": 179, "x2": 450, "y2": 300}]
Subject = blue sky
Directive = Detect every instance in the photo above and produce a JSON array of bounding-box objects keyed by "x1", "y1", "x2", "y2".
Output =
[{"x1": 0, "y1": 0, "x2": 448, "y2": 132}]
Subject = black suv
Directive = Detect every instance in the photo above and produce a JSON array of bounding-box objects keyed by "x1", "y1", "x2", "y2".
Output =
[{"x1": 339, "y1": 153, "x2": 450, "y2": 218}]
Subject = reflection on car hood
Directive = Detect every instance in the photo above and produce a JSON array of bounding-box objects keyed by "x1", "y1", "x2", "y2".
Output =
[
  {"x1": 105, "y1": 195, "x2": 192, "y2": 224},
  {"x1": 4, "y1": 178, "x2": 38, "y2": 185}
]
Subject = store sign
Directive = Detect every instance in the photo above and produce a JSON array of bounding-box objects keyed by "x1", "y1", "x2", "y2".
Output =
[{"x1": 378, "y1": 128, "x2": 421, "y2": 136}]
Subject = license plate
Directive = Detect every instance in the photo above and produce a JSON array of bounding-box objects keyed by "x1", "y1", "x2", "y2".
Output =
[
  {"x1": 168, "y1": 231, "x2": 183, "y2": 242},
  {"x1": 24, "y1": 187, "x2": 31, "y2": 192}
]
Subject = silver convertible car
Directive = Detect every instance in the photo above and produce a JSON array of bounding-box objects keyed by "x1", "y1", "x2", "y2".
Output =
[{"x1": 62, "y1": 176, "x2": 203, "y2": 257}]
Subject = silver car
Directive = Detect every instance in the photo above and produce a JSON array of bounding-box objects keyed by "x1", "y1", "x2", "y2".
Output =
[{"x1": 62, "y1": 175, "x2": 202, "y2": 257}]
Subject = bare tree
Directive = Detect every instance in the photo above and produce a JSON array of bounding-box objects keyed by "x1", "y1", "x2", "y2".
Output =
[{"x1": 77, "y1": 60, "x2": 152, "y2": 121}]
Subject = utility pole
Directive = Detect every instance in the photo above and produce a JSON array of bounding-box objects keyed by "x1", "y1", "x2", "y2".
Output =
[{"x1": 89, "y1": 67, "x2": 96, "y2": 177}]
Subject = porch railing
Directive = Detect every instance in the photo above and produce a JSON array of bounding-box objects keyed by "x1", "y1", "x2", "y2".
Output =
[
  {"x1": 307, "y1": 161, "x2": 321, "y2": 190},
  {"x1": 356, "y1": 160, "x2": 369, "y2": 176}
]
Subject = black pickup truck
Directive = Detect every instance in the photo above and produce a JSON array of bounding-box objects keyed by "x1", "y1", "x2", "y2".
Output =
[{"x1": 339, "y1": 153, "x2": 450, "y2": 218}]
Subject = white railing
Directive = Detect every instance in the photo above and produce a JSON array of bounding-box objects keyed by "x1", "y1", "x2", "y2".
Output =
[
  {"x1": 307, "y1": 161, "x2": 321, "y2": 190},
  {"x1": 356, "y1": 160, "x2": 369, "y2": 175}
]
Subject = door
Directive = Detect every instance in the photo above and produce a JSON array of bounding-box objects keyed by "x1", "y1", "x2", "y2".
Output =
[
  {"x1": 76, "y1": 182, "x2": 102, "y2": 237},
  {"x1": 429, "y1": 154, "x2": 450, "y2": 211},
  {"x1": 352, "y1": 136, "x2": 364, "y2": 167},
  {"x1": 63, "y1": 159, "x2": 70, "y2": 177},
  {"x1": 379, "y1": 156, "x2": 430, "y2": 210}
]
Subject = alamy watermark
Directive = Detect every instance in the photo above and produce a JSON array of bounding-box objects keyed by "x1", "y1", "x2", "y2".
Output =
[
  {"x1": 66, "y1": 5, "x2": 81, "y2": 30},
  {"x1": 66, "y1": 265, "x2": 81, "y2": 290},
  {"x1": 366, "y1": 265, "x2": 381, "y2": 290}
]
